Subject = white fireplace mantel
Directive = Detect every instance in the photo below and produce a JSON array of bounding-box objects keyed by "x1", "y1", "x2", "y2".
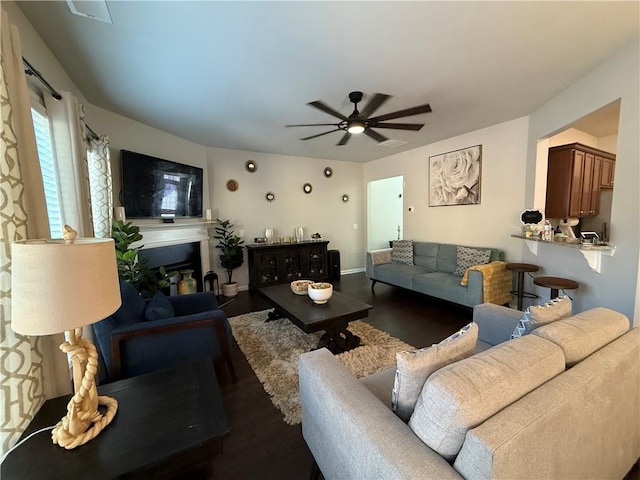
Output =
[
  {"x1": 131, "y1": 222, "x2": 214, "y2": 250},
  {"x1": 131, "y1": 222, "x2": 214, "y2": 278}
]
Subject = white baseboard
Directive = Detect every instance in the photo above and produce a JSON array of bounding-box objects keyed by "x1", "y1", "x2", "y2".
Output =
[{"x1": 341, "y1": 268, "x2": 365, "y2": 275}]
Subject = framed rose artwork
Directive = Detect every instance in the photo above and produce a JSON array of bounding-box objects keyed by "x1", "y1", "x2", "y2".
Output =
[{"x1": 429, "y1": 145, "x2": 482, "y2": 206}]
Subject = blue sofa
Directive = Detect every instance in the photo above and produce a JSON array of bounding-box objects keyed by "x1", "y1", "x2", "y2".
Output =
[
  {"x1": 93, "y1": 281, "x2": 236, "y2": 384},
  {"x1": 366, "y1": 241, "x2": 505, "y2": 308}
]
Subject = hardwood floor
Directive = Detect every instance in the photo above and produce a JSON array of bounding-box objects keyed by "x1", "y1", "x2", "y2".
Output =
[{"x1": 205, "y1": 272, "x2": 472, "y2": 480}]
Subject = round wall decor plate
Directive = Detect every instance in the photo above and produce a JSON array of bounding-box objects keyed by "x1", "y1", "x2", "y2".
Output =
[
  {"x1": 303, "y1": 183, "x2": 313, "y2": 194},
  {"x1": 226, "y1": 179, "x2": 239, "y2": 191},
  {"x1": 245, "y1": 160, "x2": 257, "y2": 173},
  {"x1": 323, "y1": 167, "x2": 333, "y2": 178}
]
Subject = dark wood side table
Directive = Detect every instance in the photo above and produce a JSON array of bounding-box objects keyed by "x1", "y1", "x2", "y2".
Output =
[{"x1": 2, "y1": 360, "x2": 229, "y2": 479}]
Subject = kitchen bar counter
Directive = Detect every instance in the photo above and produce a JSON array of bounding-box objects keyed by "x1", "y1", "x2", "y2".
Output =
[{"x1": 511, "y1": 234, "x2": 615, "y2": 273}]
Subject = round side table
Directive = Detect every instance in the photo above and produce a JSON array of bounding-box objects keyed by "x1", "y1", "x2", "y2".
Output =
[
  {"x1": 506, "y1": 263, "x2": 539, "y2": 310},
  {"x1": 533, "y1": 276, "x2": 579, "y2": 300}
]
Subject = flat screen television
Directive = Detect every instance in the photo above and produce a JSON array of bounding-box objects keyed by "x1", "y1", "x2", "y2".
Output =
[{"x1": 121, "y1": 150, "x2": 203, "y2": 219}]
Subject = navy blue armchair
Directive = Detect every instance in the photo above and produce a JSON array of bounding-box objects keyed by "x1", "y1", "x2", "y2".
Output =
[{"x1": 93, "y1": 281, "x2": 236, "y2": 384}]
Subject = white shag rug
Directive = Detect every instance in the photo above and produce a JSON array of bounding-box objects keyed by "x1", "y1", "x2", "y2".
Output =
[{"x1": 229, "y1": 309, "x2": 414, "y2": 425}]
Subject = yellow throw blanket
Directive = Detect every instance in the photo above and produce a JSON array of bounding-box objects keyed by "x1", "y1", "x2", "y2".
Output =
[{"x1": 460, "y1": 260, "x2": 511, "y2": 305}]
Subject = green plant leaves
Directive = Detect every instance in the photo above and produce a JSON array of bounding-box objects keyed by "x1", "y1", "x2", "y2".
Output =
[{"x1": 214, "y1": 218, "x2": 245, "y2": 284}]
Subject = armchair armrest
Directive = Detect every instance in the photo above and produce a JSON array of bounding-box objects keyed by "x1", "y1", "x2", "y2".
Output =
[
  {"x1": 109, "y1": 310, "x2": 235, "y2": 381},
  {"x1": 473, "y1": 302, "x2": 522, "y2": 346},
  {"x1": 299, "y1": 349, "x2": 462, "y2": 480}
]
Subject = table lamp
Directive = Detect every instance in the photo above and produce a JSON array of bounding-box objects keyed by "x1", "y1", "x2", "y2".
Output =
[{"x1": 11, "y1": 227, "x2": 122, "y2": 450}]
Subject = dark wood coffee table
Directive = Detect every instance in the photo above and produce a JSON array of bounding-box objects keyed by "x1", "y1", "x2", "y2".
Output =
[
  {"x1": 257, "y1": 283, "x2": 372, "y2": 354},
  {"x1": 2, "y1": 360, "x2": 228, "y2": 479}
]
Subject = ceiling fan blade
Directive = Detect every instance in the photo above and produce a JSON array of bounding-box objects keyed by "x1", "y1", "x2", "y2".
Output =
[
  {"x1": 337, "y1": 132, "x2": 352, "y2": 146},
  {"x1": 359, "y1": 93, "x2": 391, "y2": 118},
  {"x1": 369, "y1": 103, "x2": 432, "y2": 122},
  {"x1": 286, "y1": 123, "x2": 340, "y2": 127},
  {"x1": 300, "y1": 128, "x2": 342, "y2": 141},
  {"x1": 307, "y1": 101, "x2": 348, "y2": 121},
  {"x1": 373, "y1": 122, "x2": 424, "y2": 131},
  {"x1": 364, "y1": 128, "x2": 388, "y2": 144}
]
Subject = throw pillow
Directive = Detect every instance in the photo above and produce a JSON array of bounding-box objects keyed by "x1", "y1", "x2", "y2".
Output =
[
  {"x1": 391, "y1": 240, "x2": 414, "y2": 265},
  {"x1": 453, "y1": 246, "x2": 491, "y2": 276},
  {"x1": 391, "y1": 322, "x2": 478, "y2": 422},
  {"x1": 112, "y1": 280, "x2": 146, "y2": 325},
  {"x1": 408, "y1": 335, "x2": 565, "y2": 460},
  {"x1": 510, "y1": 295, "x2": 572, "y2": 339},
  {"x1": 144, "y1": 291, "x2": 175, "y2": 321}
]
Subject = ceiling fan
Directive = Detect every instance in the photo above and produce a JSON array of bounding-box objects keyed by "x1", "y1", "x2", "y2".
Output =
[{"x1": 286, "y1": 91, "x2": 432, "y2": 146}]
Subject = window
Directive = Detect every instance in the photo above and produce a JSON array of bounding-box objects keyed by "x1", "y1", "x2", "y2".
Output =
[{"x1": 30, "y1": 103, "x2": 63, "y2": 238}]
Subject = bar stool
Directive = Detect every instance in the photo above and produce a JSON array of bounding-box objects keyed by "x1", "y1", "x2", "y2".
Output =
[
  {"x1": 203, "y1": 270, "x2": 220, "y2": 299},
  {"x1": 506, "y1": 263, "x2": 539, "y2": 310},
  {"x1": 533, "y1": 276, "x2": 579, "y2": 300}
]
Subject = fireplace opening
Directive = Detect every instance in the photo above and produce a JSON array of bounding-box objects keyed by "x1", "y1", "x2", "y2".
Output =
[{"x1": 138, "y1": 242, "x2": 202, "y2": 293}]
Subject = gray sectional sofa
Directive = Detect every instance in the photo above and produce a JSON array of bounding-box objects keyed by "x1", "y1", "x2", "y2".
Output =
[
  {"x1": 299, "y1": 304, "x2": 639, "y2": 479},
  {"x1": 366, "y1": 242, "x2": 505, "y2": 308}
]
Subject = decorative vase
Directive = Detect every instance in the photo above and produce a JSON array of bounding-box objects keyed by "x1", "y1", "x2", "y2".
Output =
[
  {"x1": 222, "y1": 282, "x2": 238, "y2": 297},
  {"x1": 265, "y1": 228, "x2": 274, "y2": 245},
  {"x1": 295, "y1": 227, "x2": 303, "y2": 243},
  {"x1": 177, "y1": 269, "x2": 197, "y2": 295}
]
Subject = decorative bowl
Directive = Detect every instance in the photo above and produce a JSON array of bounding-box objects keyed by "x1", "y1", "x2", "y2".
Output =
[
  {"x1": 291, "y1": 280, "x2": 312, "y2": 295},
  {"x1": 308, "y1": 282, "x2": 333, "y2": 304}
]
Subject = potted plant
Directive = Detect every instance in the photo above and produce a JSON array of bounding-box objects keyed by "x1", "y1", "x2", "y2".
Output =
[
  {"x1": 111, "y1": 220, "x2": 176, "y2": 297},
  {"x1": 213, "y1": 218, "x2": 245, "y2": 297}
]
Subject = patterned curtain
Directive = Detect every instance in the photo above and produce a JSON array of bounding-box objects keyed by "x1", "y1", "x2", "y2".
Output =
[
  {"x1": 0, "y1": 9, "x2": 48, "y2": 455},
  {"x1": 87, "y1": 135, "x2": 113, "y2": 238}
]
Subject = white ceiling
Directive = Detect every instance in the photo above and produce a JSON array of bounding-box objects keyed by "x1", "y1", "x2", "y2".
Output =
[{"x1": 17, "y1": 1, "x2": 639, "y2": 163}]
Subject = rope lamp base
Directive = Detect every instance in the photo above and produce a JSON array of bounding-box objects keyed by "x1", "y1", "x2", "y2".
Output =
[{"x1": 53, "y1": 328, "x2": 118, "y2": 449}]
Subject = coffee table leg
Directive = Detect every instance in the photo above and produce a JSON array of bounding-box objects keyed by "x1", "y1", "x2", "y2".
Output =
[
  {"x1": 266, "y1": 309, "x2": 283, "y2": 322},
  {"x1": 317, "y1": 328, "x2": 361, "y2": 354}
]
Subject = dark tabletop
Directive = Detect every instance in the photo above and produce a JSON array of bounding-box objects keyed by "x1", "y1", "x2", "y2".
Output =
[
  {"x1": 257, "y1": 283, "x2": 372, "y2": 333},
  {"x1": 2, "y1": 360, "x2": 228, "y2": 480}
]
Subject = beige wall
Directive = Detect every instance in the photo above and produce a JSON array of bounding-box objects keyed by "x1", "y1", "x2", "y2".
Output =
[
  {"x1": 206, "y1": 147, "x2": 365, "y2": 288},
  {"x1": 364, "y1": 116, "x2": 530, "y2": 264}
]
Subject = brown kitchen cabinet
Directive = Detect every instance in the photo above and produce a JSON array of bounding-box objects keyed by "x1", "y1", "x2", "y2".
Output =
[
  {"x1": 544, "y1": 143, "x2": 615, "y2": 218},
  {"x1": 246, "y1": 241, "x2": 329, "y2": 289},
  {"x1": 600, "y1": 156, "x2": 616, "y2": 188}
]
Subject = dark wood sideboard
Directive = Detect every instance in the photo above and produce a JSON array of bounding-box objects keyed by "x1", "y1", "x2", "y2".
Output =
[{"x1": 246, "y1": 241, "x2": 329, "y2": 289}]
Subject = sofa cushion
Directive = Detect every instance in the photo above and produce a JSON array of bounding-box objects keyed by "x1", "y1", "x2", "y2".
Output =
[
  {"x1": 412, "y1": 272, "x2": 470, "y2": 306},
  {"x1": 360, "y1": 366, "x2": 396, "y2": 407},
  {"x1": 453, "y1": 246, "x2": 491, "y2": 276},
  {"x1": 532, "y1": 307, "x2": 630, "y2": 367},
  {"x1": 511, "y1": 295, "x2": 571, "y2": 339},
  {"x1": 436, "y1": 244, "x2": 458, "y2": 273},
  {"x1": 372, "y1": 263, "x2": 431, "y2": 289},
  {"x1": 413, "y1": 242, "x2": 439, "y2": 272},
  {"x1": 112, "y1": 281, "x2": 146, "y2": 325},
  {"x1": 392, "y1": 323, "x2": 478, "y2": 421},
  {"x1": 392, "y1": 240, "x2": 414, "y2": 265},
  {"x1": 144, "y1": 291, "x2": 175, "y2": 321},
  {"x1": 408, "y1": 335, "x2": 565, "y2": 460}
]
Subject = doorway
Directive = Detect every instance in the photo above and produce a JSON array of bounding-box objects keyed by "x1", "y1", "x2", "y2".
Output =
[{"x1": 367, "y1": 176, "x2": 404, "y2": 251}]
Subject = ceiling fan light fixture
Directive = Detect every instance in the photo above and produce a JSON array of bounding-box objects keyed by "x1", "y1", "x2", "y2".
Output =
[{"x1": 347, "y1": 121, "x2": 365, "y2": 134}]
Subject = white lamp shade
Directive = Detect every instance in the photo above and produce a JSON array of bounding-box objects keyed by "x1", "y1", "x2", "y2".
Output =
[{"x1": 11, "y1": 238, "x2": 122, "y2": 336}]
